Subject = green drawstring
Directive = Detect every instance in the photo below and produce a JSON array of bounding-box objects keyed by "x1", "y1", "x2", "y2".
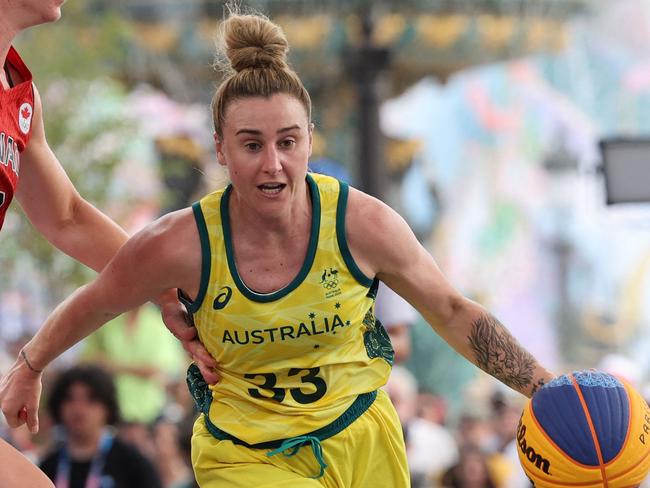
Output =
[{"x1": 266, "y1": 435, "x2": 328, "y2": 479}]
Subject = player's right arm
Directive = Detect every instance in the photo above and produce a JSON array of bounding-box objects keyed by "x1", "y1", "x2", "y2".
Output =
[{"x1": 0, "y1": 208, "x2": 201, "y2": 433}]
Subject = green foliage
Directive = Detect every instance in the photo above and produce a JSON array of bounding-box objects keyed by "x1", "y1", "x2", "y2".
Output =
[
  {"x1": 14, "y1": 2, "x2": 131, "y2": 85},
  {"x1": 0, "y1": 5, "x2": 135, "y2": 307}
]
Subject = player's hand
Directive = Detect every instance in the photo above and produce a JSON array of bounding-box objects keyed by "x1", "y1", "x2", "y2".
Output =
[
  {"x1": 0, "y1": 354, "x2": 43, "y2": 434},
  {"x1": 157, "y1": 289, "x2": 220, "y2": 384}
]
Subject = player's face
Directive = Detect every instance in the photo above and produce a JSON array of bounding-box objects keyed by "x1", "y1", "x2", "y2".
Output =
[
  {"x1": 217, "y1": 93, "x2": 313, "y2": 214},
  {"x1": 59, "y1": 382, "x2": 109, "y2": 441},
  {"x1": 6, "y1": 0, "x2": 64, "y2": 30}
]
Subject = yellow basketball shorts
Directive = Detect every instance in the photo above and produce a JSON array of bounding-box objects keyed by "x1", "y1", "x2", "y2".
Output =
[{"x1": 191, "y1": 389, "x2": 410, "y2": 487}]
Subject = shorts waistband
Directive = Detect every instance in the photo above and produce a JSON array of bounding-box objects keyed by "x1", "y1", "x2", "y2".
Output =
[{"x1": 204, "y1": 389, "x2": 377, "y2": 449}]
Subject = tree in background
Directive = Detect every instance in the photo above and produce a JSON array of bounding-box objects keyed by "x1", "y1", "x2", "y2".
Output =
[{"x1": 0, "y1": 2, "x2": 134, "y2": 320}]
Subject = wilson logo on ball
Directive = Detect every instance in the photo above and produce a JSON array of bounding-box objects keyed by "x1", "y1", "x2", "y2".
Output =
[{"x1": 517, "y1": 420, "x2": 551, "y2": 475}]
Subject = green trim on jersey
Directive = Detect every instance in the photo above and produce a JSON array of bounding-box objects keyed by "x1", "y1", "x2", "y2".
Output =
[
  {"x1": 335, "y1": 181, "x2": 373, "y2": 287},
  {"x1": 188, "y1": 202, "x2": 212, "y2": 313},
  {"x1": 366, "y1": 277, "x2": 380, "y2": 300},
  {"x1": 220, "y1": 174, "x2": 322, "y2": 303}
]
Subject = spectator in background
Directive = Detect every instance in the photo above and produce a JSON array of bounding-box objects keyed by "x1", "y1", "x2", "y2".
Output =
[
  {"x1": 152, "y1": 417, "x2": 197, "y2": 488},
  {"x1": 440, "y1": 445, "x2": 498, "y2": 488},
  {"x1": 489, "y1": 392, "x2": 531, "y2": 488},
  {"x1": 80, "y1": 304, "x2": 187, "y2": 453},
  {"x1": 455, "y1": 408, "x2": 496, "y2": 453},
  {"x1": 385, "y1": 366, "x2": 458, "y2": 487},
  {"x1": 39, "y1": 365, "x2": 163, "y2": 488},
  {"x1": 416, "y1": 391, "x2": 450, "y2": 426},
  {"x1": 375, "y1": 281, "x2": 417, "y2": 363}
]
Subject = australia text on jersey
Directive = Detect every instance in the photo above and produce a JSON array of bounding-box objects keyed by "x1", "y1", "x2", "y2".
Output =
[
  {"x1": 0, "y1": 133, "x2": 20, "y2": 175},
  {"x1": 222, "y1": 312, "x2": 353, "y2": 345}
]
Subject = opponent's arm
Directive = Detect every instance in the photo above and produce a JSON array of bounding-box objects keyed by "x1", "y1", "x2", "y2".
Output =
[
  {"x1": 16, "y1": 86, "x2": 128, "y2": 271},
  {"x1": 346, "y1": 189, "x2": 555, "y2": 398},
  {"x1": 0, "y1": 209, "x2": 201, "y2": 433}
]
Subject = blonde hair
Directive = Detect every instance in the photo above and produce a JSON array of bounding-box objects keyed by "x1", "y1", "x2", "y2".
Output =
[{"x1": 211, "y1": 12, "x2": 312, "y2": 137}]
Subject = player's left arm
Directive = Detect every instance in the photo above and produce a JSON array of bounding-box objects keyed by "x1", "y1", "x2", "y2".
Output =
[
  {"x1": 346, "y1": 188, "x2": 555, "y2": 398},
  {"x1": 16, "y1": 85, "x2": 128, "y2": 271}
]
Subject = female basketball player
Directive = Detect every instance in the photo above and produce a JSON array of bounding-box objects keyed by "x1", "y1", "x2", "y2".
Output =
[
  {"x1": 0, "y1": 2, "x2": 213, "y2": 486},
  {"x1": 0, "y1": 11, "x2": 556, "y2": 487}
]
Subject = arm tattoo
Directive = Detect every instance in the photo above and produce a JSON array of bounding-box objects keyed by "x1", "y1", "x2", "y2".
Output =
[
  {"x1": 530, "y1": 378, "x2": 547, "y2": 396},
  {"x1": 468, "y1": 314, "x2": 537, "y2": 393}
]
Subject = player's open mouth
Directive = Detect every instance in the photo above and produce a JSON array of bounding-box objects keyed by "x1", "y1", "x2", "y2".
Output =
[{"x1": 258, "y1": 183, "x2": 286, "y2": 195}]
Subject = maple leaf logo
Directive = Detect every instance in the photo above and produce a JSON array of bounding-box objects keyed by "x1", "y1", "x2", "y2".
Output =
[{"x1": 18, "y1": 103, "x2": 33, "y2": 134}]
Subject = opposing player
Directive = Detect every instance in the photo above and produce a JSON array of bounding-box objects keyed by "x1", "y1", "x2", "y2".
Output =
[
  {"x1": 0, "y1": 11, "x2": 555, "y2": 487},
  {"x1": 0, "y1": 2, "x2": 213, "y2": 486}
]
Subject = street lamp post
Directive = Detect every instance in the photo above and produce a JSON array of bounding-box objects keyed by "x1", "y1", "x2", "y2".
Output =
[{"x1": 344, "y1": 7, "x2": 391, "y2": 199}]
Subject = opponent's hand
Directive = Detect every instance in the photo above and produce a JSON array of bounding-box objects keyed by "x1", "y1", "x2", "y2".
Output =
[
  {"x1": 0, "y1": 355, "x2": 43, "y2": 434},
  {"x1": 157, "y1": 290, "x2": 220, "y2": 384}
]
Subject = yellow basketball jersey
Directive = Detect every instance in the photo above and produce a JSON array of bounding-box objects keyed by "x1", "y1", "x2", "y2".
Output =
[{"x1": 184, "y1": 173, "x2": 393, "y2": 445}]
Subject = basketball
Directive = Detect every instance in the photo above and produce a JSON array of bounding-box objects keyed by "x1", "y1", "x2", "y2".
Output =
[{"x1": 517, "y1": 370, "x2": 650, "y2": 487}]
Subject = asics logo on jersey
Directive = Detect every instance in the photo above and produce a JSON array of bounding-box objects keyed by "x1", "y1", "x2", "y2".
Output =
[
  {"x1": 0, "y1": 191, "x2": 4, "y2": 208},
  {"x1": 213, "y1": 286, "x2": 233, "y2": 310}
]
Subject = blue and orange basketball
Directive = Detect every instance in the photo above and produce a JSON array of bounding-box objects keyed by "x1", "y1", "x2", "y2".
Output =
[{"x1": 517, "y1": 370, "x2": 650, "y2": 487}]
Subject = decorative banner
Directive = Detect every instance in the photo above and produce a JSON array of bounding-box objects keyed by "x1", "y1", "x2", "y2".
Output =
[
  {"x1": 276, "y1": 15, "x2": 332, "y2": 49},
  {"x1": 198, "y1": 19, "x2": 219, "y2": 43},
  {"x1": 373, "y1": 13, "x2": 407, "y2": 46},
  {"x1": 385, "y1": 138, "x2": 421, "y2": 174},
  {"x1": 345, "y1": 14, "x2": 362, "y2": 46},
  {"x1": 416, "y1": 14, "x2": 469, "y2": 49},
  {"x1": 524, "y1": 19, "x2": 566, "y2": 52},
  {"x1": 132, "y1": 22, "x2": 180, "y2": 53},
  {"x1": 476, "y1": 15, "x2": 518, "y2": 51}
]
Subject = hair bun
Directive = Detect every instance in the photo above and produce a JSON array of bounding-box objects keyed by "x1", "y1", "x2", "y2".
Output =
[{"x1": 223, "y1": 15, "x2": 289, "y2": 72}]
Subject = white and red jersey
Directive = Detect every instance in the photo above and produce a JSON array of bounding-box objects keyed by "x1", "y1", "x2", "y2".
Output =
[{"x1": 0, "y1": 46, "x2": 34, "y2": 229}]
